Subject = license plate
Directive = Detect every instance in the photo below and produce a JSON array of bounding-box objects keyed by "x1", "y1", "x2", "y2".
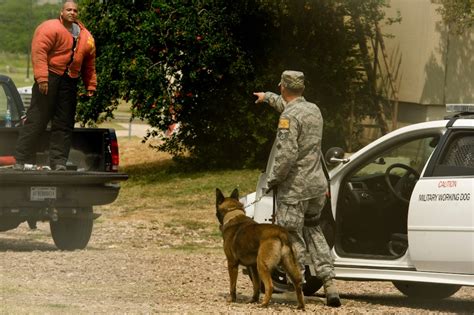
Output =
[{"x1": 30, "y1": 187, "x2": 57, "y2": 201}]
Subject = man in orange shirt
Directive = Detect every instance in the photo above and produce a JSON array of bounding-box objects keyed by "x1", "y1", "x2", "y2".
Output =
[{"x1": 14, "y1": 0, "x2": 96, "y2": 171}]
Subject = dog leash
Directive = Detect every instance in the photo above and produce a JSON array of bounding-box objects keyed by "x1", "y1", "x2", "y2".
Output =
[
  {"x1": 243, "y1": 194, "x2": 264, "y2": 209},
  {"x1": 272, "y1": 187, "x2": 277, "y2": 224},
  {"x1": 241, "y1": 187, "x2": 277, "y2": 224},
  {"x1": 242, "y1": 186, "x2": 274, "y2": 209}
]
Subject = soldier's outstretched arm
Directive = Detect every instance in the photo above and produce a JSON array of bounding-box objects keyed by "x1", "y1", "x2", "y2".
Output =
[{"x1": 253, "y1": 92, "x2": 286, "y2": 113}]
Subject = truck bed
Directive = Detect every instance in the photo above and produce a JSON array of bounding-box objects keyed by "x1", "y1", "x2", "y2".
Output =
[
  {"x1": 0, "y1": 127, "x2": 120, "y2": 172},
  {"x1": 0, "y1": 127, "x2": 128, "y2": 208}
]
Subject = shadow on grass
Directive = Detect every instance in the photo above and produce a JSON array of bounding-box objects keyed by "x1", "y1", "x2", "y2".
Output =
[
  {"x1": 121, "y1": 159, "x2": 190, "y2": 183},
  {"x1": 121, "y1": 158, "x2": 259, "y2": 187}
]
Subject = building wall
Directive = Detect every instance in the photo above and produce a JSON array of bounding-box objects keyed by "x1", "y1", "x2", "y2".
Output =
[{"x1": 380, "y1": 0, "x2": 474, "y2": 123}]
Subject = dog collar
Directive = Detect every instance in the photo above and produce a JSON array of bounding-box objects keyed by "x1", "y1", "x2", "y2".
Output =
[{"x1": 222, "y1": 209, "x2": 246, "y2": 226}]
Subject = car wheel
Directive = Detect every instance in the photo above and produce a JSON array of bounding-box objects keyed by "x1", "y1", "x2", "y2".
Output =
[
  {"x1": 270, "y1": 268, "x2": 292, "y2": 293},
  {"x1": 392, "y1": 281, "x2": 461, "y2": 299},
  {"x1": 270, "y1": 267, "x2": 323, "y2": 296},
  {"x1": 246, "y1": 266, "x2": 289, "y2": 293},
  {"x1": 50, "y1": 207, "x2": 93, "y2": 251},
  {"x1": 302, "y1": 276, "x2": 323, "y2": 296}
]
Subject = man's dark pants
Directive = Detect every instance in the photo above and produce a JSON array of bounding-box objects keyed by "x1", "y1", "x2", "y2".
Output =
[{"x1": 15, "y1": 72, "x2": 78, "y2": 168}]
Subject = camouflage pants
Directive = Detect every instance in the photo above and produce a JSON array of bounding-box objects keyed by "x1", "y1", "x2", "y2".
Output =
[{"x1": 276, "y1": 197, "x2": 335, "y2": 283}]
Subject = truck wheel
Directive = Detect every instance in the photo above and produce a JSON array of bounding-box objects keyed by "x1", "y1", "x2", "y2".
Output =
[
  {"x1": 392, "y1": 281, "x2": 461, "y2": 299},
  {"x1": 50, "y1": 207, "x2": 93, "y2": 251}
]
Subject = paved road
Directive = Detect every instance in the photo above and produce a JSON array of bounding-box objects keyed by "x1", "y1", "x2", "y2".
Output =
[{"x1": 114, "y1": 122, "x2": 156, "y2": 138}]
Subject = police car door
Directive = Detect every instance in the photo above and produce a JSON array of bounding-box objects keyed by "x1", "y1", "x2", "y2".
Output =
[{"x1": 408, "y1": 125, "x2": 474, "y2": 274}]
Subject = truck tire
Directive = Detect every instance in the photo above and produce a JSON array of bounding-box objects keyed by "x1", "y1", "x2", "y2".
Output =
[
  {"x1": 50, "y1": 207, "x2": 93, "y2": 250},
  {"x1": 392, "y1": 281, "x2": 461, "y2": 299}
]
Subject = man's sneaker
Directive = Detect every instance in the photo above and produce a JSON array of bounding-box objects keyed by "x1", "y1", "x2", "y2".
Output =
[
  {"x1": 54, "y1": 164, "x2": 67, "y2": 171},
  {"x1": 324, "y1": 279, "x2": 341, "y2": 307},
  {"x1": 13, "y1": 163, "x2": 24, "y2": 170}
]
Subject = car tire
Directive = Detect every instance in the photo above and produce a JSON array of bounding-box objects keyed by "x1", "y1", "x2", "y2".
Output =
[
  {"x1": 302, "y1": 276, "x2": 323, "y2": 296},
  {"x1": 267, "y1": 268, "x2": 323, "y2": 296},
  {"x1": 246, "y1": 267, "x2": 289, "y2": 294},
  {"x1": 50, "y1": 207, "x2": 93, "y2": 251},
  {"x1": 392, "y1": 281, "x2": 462, "y2": 299}
]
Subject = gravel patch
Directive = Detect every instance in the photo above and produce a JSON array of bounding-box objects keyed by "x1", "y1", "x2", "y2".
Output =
[{"x1": 0, "y1": 210, "x2": 472, "y2": 314}]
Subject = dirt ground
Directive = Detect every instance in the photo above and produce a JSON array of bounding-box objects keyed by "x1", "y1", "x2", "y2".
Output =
[
  {"x1": 0, "y1": 139, "x2": 472, "y2": 313},
  {"x1": 0, "y1": 208, "x2": 473, "y2": 314}
]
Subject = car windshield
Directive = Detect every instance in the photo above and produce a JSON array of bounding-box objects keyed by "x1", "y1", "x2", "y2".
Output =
[
  {"x1": 0, "y1": 82, "x2": 20, "y2": 123},
  {"x1": 354, "y1": 136, "x2": 438, "y2": 178}
]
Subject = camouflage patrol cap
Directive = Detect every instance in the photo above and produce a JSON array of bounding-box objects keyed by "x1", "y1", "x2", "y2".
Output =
[{"x1": 279, "y1": 70, "x2": 305, "y2": 89}]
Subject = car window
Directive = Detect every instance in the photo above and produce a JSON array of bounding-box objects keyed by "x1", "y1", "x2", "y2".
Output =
[
  {"x1": 0, "y1": 83, "x2": 8, "y2": 120},
  {"x1": 0, "y1": 82, "x2": 20, "y2": 124},
  {"x1": 354, "y1": 137, "x2": 438, "y2": 177},
  {"x1": 432, "y1": 132, "x2": 474, "y2": 176},
  {"x1": 441, "y1": 135, "x2": 474, "y2": 168}
]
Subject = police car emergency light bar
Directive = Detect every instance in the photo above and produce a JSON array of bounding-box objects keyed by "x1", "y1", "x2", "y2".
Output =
[{"x1": 446, "y1": 104, "x2": 474, "y2": 113}]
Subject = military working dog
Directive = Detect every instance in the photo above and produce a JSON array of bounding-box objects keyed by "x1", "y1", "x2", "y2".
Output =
[{"x1": 215, "y1": 188, "x2": 305, "y2": 309}]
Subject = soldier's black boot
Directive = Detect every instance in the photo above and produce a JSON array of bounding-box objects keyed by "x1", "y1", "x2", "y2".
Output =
[{"x1": 324, "y1": 279, "x2": 341, "y2": 307}]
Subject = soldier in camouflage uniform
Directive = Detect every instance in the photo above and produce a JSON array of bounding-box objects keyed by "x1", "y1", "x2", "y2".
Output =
[{"x1": 253, "y1": 70, "x2": 341, "y2": 307}]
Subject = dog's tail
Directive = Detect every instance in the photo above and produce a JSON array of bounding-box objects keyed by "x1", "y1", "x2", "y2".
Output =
[
  {"x1": 279, "y1": 232, "x2": 305, "y2": 309},
  {"x1": 278, "y1": 232, "x2": 295, "y2": 258},
  {"x1": 278, "y1": 233, "x2": 301, "y2": 272}
]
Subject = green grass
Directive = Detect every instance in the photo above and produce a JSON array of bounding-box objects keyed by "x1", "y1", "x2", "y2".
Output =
[
  {"x1": 0, "y1": 52, "x2": 33, "y2": 87},
  {"x1": 119, "y1": 162, "x2": 261, "y2": 212},
  {"x1": 107, "y1": 158, "x2": 261, "y2": 249},
  {"x1": 44, "y1": 303, "x2": 69, "y2": 309}
]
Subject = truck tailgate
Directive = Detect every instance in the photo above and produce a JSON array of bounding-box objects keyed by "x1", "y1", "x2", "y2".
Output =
[
  {"x1": 0, "y1": 169, "x2": 128, "y2": 184},
  {"x1": 0, "y1": 170, "x2": 128, "y2": 208}
]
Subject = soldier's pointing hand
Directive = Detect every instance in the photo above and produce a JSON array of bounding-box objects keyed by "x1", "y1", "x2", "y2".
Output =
[{"x1": 253, "y1": 92, "x2": 265, "y2": 104}]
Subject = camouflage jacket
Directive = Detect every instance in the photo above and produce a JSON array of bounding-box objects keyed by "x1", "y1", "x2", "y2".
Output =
[{"x1": 264, "y1": 92, "x2": 328, "y2": 204}]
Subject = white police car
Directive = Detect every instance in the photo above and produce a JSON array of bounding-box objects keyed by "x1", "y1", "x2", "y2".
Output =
[{"x1": 242, "y1": 104, "x2": 474, "y2": 299}]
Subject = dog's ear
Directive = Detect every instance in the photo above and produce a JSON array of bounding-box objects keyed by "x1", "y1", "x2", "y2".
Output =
[
  {"x1": 216, "y1": 188, "x2": 225, "y2": 205},
  {"x1": 230, "y1": 188, "x2": 239, "y2": 200}
]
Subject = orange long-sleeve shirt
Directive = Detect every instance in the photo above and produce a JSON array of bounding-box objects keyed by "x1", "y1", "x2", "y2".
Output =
[{"x1": 31, "y1": 18, "x2": 97, "y2": 91}]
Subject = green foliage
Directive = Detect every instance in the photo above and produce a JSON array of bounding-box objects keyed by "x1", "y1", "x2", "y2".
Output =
[
  {"x1": 0, "y1": 0, "x2": 59, "y2": 53},
  {"x1": 80, "y1": 0, "x2": 392, "y2": 169},
  {"x1": 438, "y1": 0, "x2": 474, "y2": 33}
]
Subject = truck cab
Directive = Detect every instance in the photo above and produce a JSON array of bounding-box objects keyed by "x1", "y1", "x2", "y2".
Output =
[
  {"x1": 0, "y1": 75, "x2": 23, "y2": 127},
  {"x1": 242, "y1": 104, "x2": 474, "y2": 299}
]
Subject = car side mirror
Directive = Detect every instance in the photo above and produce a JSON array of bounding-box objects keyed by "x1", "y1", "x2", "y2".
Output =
[{"x1": 325, "y1": 147, "x2": 349, "y2": 165}]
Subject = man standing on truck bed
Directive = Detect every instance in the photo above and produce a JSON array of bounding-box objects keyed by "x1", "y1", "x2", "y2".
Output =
[{"x1": 14, "y1": 0, "x2": 96, "y2": 171}]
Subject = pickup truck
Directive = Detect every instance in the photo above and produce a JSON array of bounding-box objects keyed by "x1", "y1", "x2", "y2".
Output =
[
  {"x1": 242, "y1": 104, "x2": 473, "y2": 299},
  {"x1": 0, "y1": 74, "x2": 128, "y2": 250}
]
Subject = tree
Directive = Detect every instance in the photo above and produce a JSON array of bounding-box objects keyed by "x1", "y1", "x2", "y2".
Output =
[
  {"x1": 0, "y1": 0, "x2": 59, "y2": 53},
  {"x1": 80, "y1": 0, "x2": 394, "y2": 169},
  {"x1": 438, "y1": 0, "x2": 474, "y2": 33}
]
